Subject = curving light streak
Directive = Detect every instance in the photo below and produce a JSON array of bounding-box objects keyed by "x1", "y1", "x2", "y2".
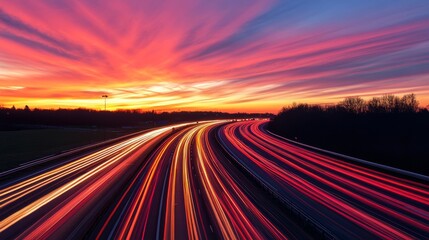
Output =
[
  {"x1": 219, "y1": 120, "x2": 429, "y2": 239},
  {"x1": 1, "y1": 120, "x2": 427, "y2": 239},
  {"x1": 195, "y1": 123, "x2": 287, "y2": 239},
  {"x1": 0, "y1": 123, "x2": 190, "y2": 234}
]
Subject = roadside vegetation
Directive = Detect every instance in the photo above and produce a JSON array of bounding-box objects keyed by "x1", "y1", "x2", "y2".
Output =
[
  {"x1": 268, "y1": 94, "x2": 429, "y2": 175},
  {"x1": 0, "y1": 107, "x2": 272, "y2": 172},
  {"x1": 0, "y1": 128, "x2": 136, "y2": 172},
  {"x1": 0, "y1": 107, "x2": 270, "y2": 130}
]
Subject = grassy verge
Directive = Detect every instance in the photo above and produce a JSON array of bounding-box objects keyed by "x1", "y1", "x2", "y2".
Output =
[
  {"x1": 268, "y1": 111, "x2": 429, "y2": 176},
  {"x1": 0, "y1": 128, "x2": 138, "y2": 172}
]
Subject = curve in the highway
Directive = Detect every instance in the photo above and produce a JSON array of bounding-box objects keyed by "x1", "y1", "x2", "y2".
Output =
[
  {"x1": 1, "y1": 120, "x2": 428, "y2": 240},
  {"x1": 218, "y1": 120, "x2": 429, "y2": 239}
]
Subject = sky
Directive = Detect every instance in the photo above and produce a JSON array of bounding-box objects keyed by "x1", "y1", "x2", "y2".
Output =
[{"x1": 0, "y1": 0, "x2": 429, "y2": 113}]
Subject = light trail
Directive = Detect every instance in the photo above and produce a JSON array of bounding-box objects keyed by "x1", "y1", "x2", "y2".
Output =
[
  {"x1": 1, "y1": 120, "x2": 427, "y2": 239},
  {"x1": 96, "y1": 121, "x2": 290, "y2": 239},
  {"x1": 0, "y1": 123, "x2": 190, "y2": 237},
  {"x1": 198, "y1": 124, "x2": 282, "y2": 239},
  {"x1": 218, "y1": 120, "x2": 429, "y2": 239}
]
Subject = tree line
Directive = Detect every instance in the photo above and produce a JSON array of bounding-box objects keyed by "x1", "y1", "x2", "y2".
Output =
[
  {"x1": 0, "y1": 107, "x2": 272, "y2": 130},
  {"x1": 268, "y1": 94, "x2": 429, "y2": 176}
]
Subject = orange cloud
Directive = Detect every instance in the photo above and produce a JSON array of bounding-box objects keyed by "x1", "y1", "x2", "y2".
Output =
[{"x1": 1, "y1": 1, "x2": 429, "y2": 112}]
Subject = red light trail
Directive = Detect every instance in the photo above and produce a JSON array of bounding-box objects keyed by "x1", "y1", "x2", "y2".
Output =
[{"x1": 1, "y1": 120, "x2": 428, "y2": 239}]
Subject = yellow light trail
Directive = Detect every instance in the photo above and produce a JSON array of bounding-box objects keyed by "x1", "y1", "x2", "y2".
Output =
[{"x1": 0, "y1": 123, "x2": 191, "y2": 233}]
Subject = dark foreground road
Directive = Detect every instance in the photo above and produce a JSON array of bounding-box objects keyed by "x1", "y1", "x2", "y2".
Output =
[{"x1": 1, "y1": 120, "x2": 428, "y2": 239}]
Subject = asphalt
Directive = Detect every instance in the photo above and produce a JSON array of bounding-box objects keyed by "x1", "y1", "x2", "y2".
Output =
[{"x1": 1, "y1": 120, "x2": 428, "y2": 239}]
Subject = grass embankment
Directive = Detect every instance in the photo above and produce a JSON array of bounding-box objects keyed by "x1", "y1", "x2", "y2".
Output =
[{"x1": 0, "y1": 128, "x2": 136, "y2": 172}]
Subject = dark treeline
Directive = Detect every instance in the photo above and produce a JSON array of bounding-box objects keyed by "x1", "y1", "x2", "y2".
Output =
[
  {"x1": 268, "y1": 94, "x2": 429, "y2": 175},
  {"x1": 0, "y1": 107, "x2": 272, "y2": 130}
]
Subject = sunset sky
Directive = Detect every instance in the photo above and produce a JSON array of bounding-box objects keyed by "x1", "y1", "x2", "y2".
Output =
[{"x1": 0, "y1": 0, "x2": 429, "y2": 113}]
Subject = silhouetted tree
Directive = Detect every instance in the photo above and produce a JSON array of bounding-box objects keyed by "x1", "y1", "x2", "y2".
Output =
[
  {"x1": 365, "y1": 94, "x2": 418, "y2": 113},
  {"x1": 380, "y1": 95, "x2": 401, "y2": 112},
  {"x1": 367, "y1": 97, "x2": 382, "y2": 113},
  {"x1": 268, "y1": 93, "x2": 429, "y2": 175},
  {"x1": 339, "y1": 97, "x2": 366, "y2": 113},
  {"x1": 400, "y1": 94, "x2": 419, "y2": 112}
]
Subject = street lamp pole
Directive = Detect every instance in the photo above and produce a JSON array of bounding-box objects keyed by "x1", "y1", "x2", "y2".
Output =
[{"x1": 102, "y1": 95, "x2": 108, "y2": 111}]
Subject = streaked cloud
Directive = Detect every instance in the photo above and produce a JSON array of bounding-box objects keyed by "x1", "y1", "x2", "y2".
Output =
[
  {"x1": 0, "y1": 0, "x2": 428, "y2": 112},
  {"x1": 0, "y1": 86, "x2": 24, "y2": 90}
]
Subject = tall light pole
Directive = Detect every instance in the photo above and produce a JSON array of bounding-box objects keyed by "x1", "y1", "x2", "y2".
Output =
[{"x1": 102, "y1": 95, "x2": 108, "y2": 111}]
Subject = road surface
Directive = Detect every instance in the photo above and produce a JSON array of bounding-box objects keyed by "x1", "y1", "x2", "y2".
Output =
[{"x1": 1, "y1": 120, "x2": 428, "y2": 239}]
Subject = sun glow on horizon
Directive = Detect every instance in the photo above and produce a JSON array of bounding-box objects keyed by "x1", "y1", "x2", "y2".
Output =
[{"x1": 1, "y1": 1, "x2": 429, "y2": 112}]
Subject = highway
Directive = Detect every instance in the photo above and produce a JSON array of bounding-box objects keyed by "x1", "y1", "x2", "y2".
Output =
[{"x1": 1, "y1": 120, "x2": 428, "y2": 239}]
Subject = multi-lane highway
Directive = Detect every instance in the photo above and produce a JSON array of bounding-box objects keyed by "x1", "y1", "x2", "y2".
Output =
[{"x1": 1, "y1": 120, "x2": 428, "y2": 239}]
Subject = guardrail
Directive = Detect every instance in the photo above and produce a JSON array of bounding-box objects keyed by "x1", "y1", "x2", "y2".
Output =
[
  {"x1": 265, "y1": 129, "x2": 429, "y2": 182},
  {"x1": 214, "y1": 124, "x2": 336, "y2": 239},
  {"x1": 0, "y1": 123, "x2": 196, "y2": 178}
]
